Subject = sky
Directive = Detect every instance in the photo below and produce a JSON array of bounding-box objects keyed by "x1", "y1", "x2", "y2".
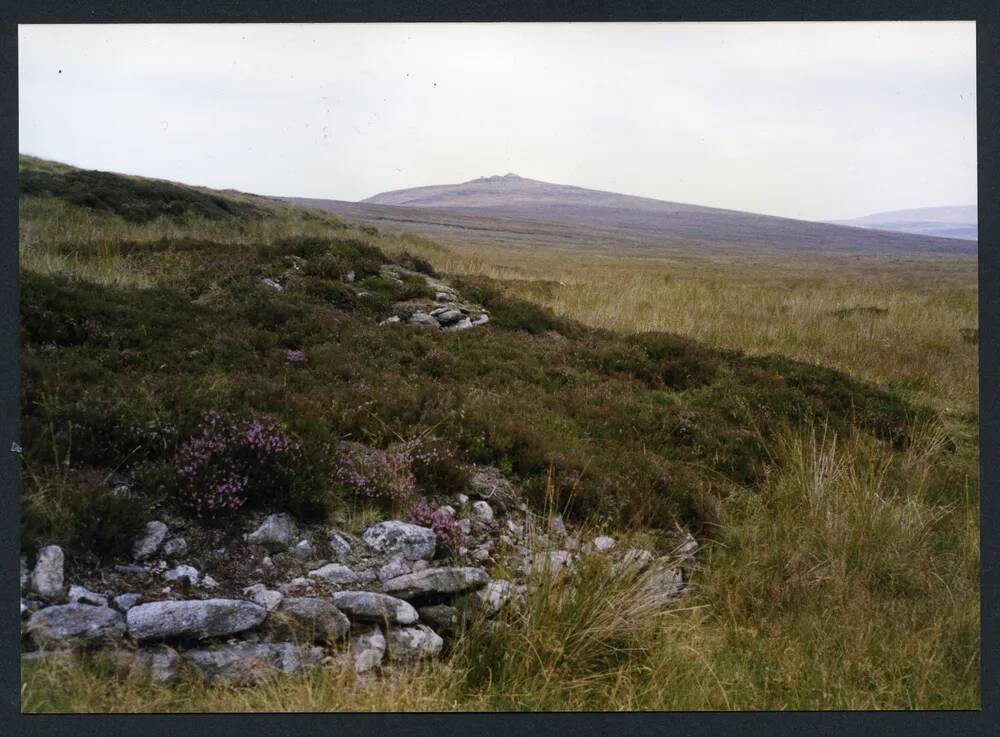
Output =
[{"x1": 18, "y1": 22, "x2": 977, "y2": 221}]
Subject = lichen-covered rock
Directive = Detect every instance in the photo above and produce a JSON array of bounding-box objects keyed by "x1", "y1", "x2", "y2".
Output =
[
  {"x1": 126, "y1": 599, "x2": 266, "y2": 641},
  {"x1": 349, "y1": 623, "x2": 386, "y2": 673},
  {"x1": 30, "y1": 545, "x2": 64, "y2": 598},
  {"x1": 132, "y1": 521, "x2": 168, "y2": 561},
  {"x1": 161, "y1": 537, "x2": 188, "y2": 559},
  {"x1": 330, "y1": 591, "x2": 419, "y2": 625},
  {"x1": 68, "y1": 585, "x2": 108, "y2": 607},
  {"x1": 27, "y1": 604, "x2": 125, "y2": 649},
  {"x1": 417, "y1": 604, "x2": 464, "y2": 636},
  {"x1": 378, "y1": 556, "x2": 411, "y2": 583},
  {"x1": 328, "y1": 531, "x2": 353, "y2": 559},
  {"x1": 593, "y1": 536, "x2": 616, "y2": 552},
  {"x1": 385, "y1": 624, "x2": 443, "y2": 662},
  {"x1": 474, "y1": 580, "x2": 515, "y2": 616},
  {"x1": 163, "y1": 565, "x2": 199, "y2": 585},
  {"x1": 114, "y1": 593, "x2": 142, "y2": 612},
  {"x1": 381, "y1": 567, "x2": 490, "y2": 601},
  {"x1": 293, "y1": 539, "x2": 314, "y2": 559},
  {"x1": 266, "y1": 597, "x2": 350, "y2": 644},
  {"x1": 362, "y1": 521, "x2": 436, "y2": 561},
  {"x1": 182, "y1": 642, "x2": 323, "y2": 685},
  {"x1": 247, "y1": 513, "x2": 297, "y2": 552},
  {"x1": 308, "y1": 563, "x2": 358, "y2": 586},
  {"x1": 243, "y1": 583, "x2": 284, "y2": 611}
]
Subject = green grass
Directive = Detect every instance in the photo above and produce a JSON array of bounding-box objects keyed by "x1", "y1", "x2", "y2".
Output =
[{"x1": 18, "y1": 156, "x2": 979, "y2": 710}]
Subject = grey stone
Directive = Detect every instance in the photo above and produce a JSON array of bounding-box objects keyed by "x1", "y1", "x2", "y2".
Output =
[
  {"x1": 385, "y1": 624, "x2": 444, "y2": 662},
  {"x1": 456, "y1": 493, "x2": 469, "y2": 505},
  {"x1": 644, "y1": 566, "x2": 685, "y2": 601},
  {"x1": 457, "y1": 518, "x2": 472, "y2": 536},
  {"x1": 247, "y1": 513, "x2": 297, "y2": 552},
  {"x1": 330, "y1": 591, "x2": 419, "y2": 625},
  {"x1": 382, "y1": 567, "x2": 490, "y2": 601},
  {"x1": 27, "y1": 604, "x2": 125, "y2": 649},
  {"x1": 434, "y1": 308, "x2": 463, "y2": 324},
  {"x1": 379, "y1": 315, "x2": 401, "y2": 326},
  {"x1": 308, "y1": 563, "x2": 358, "y2": 586},
  {"x1": 417, "y1": 604, "x2": 463, "y2": 635},
  {"x1": 475, "y1": 580, "x2": 515, "y2": 616},
  {"x1": 114, "y1": 593, "x2": 142, "y2": 612},
  {"x1": 114, "y1": 645, "x2": 181, "y2": 684},
  {"x1": 533, "y1": 550, "x2": 573, "y2": 576},
  {"x1": 445, "y1": 317, "x2": 474, "y2": 332},
  {"x1": 328, "y1": 531, "x2": 353, "y2": 558},
  {"x1": 30, "y1": 545, "x2": 64, "y2": 598},
  {"x1": 182, "y1": 642, "x2": 323, "y2": 685},
  {"x1": 278, "y1": 577, "x2": 316, "y2": 597},
  {"x1": 133, "y1": 522, "x2": 168, "y2": 561},
  {"x1": 362, "y1": 521, "x2": 436, "y2": 561},
  {"x1": 261, "y1": 277, "x2": 283, "y2": 291},
  {"x1": 409, "y1": 312, "x2": 440, "y2": 327},
  {"x1": 378, "y1": 556, "x2": 411, "y2": 583},
  {"x1": 614, "y1": 548, "x2": 654, "y2": 574},
  {"x1": 163, "y1": 565, "x2": 199, "y2": 586},
  {"x1": 593, "y1": 536, "x2": 616, "y2": 552},
  {"x1": 266, "y1": 597, "x2": 350, "y2": 644},
  {"x1": 293, "y1": 539, "x2": 314, "y2": 559},
  {"x1": 68, "y1": 585, "x2": 107, "y2": 607},
  {"x1": 243, "y1": 583, "x2": 284, "y2": 611},
  {"x1": 469, "y1": 466, "x2": 520, "y2": 511},
  {"x1": 201, "y1": 575, "x2": 219, "y2": 589},
  {"x1": 126, "y1": 599, "x2": 267, "y2": 641},
  {"x1": 471, "y1": 314, "x2": 490, "y2": 326},
  {"x1": 161, "y1": 537, "x2": 188, "y2": 559},
  {"x1": 471, "y1": 500, "x2": 494, "y2": 524},
  {"x1": 550, "y1": 514, "x2": 567, "y2": 537},
  {"x1": 349, "y1": 624, "x2": 386, "y2": 673}
]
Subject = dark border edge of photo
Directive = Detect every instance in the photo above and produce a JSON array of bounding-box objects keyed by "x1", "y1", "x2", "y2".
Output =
[{"x1": 0, "y1": 2, "x2": 996, "y2": 736}]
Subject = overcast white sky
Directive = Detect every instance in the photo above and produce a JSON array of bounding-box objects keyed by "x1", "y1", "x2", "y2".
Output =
[{"x1": 19, "y1": 22, "x2": 976, "y2": 221}]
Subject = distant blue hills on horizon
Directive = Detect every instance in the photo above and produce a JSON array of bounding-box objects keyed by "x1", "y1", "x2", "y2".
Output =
[{"x1": 827, "y1": 205, "x2": 977, "y2": 241}]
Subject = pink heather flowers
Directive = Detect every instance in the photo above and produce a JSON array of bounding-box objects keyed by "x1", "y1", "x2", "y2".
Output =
[
  {"x1": 176, "y1": 411, "x2": 302, "y2": 517},
  {"x1": 285, "y1": 349, "x2": 307, "y2": 365},
  {"x1": 409, "y1": 498, "x2": 467, "y2": 551},
  {"x1": 336, "y1": 440, "x2": 418, "y2": 505}
]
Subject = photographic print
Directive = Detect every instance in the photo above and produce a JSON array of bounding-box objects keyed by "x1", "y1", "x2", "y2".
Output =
[{"x1": 16, "y1": 21, "x2": 979, "y2": 712}]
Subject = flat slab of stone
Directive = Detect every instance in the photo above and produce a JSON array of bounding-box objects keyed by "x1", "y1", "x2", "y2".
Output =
[
  {"x1": 385, "y1": 624, "x2": 443, "y2": 662},
  {"x1": 266, "y1": 597, "x2": 350, "y2": 644},
  {"x1": 381, "y1": 567, "x2": 490, "y2": 601},
  {"x1": 308, "y1": 563, "x2": 359, "y2": 586},
  {"x1": 182, "y1": 642, "x2": 323, "y2": 685},
  {"x1": 126, "y1": 599, "x2": 266, "y2": 642},
  {"x1": 362, "y1": 521, "x2": 436, "y2": 561},
  {"x1": 330, "y1": 591, "x2": 419, "y2": 625},
  {"x1": 27, "y1": 604, "x2": 125, "y2": 649}
]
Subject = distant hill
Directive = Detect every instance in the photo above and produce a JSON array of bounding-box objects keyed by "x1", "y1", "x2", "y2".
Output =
[
  {"x1": 827, "y1": 205, "x2": 977, "y2": 241},
  {"x1": 319, "y1": 174, "x2": 974, "y2": 257}
]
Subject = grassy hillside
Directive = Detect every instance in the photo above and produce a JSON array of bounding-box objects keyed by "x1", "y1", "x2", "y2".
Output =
[{"x1": 19, "y1": 157, "x2": 979, "y2": 710}]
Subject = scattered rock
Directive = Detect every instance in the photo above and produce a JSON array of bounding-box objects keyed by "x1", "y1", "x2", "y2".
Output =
[
  {"x1": 133, "y1": 522, "x2": 168, "y2": 561},
  {"x1": 113, "y1": 593, "x2": 142, "y2": 612},
  {"x1": 202, "y1": 575, "x2": 219, "y2": 590},
  {"x1": 68, "y1": 585, "x2": 108, "y2": 607},
  {"x1": 379, "y1": 315, "x2": 401, "y2": 326},
  {"x1": 382, "y1": 567, "x2": 490, "y2": 601},
  {"x1": 243, "y1": 583, "x2": 285, "y2": 611},
  {"x1": 330, "y1": 591, "x2": 419, "y2": 625},
  {"x1": 385, "y1": 624, "x2": 444, "y2": 662},
  {"x1": 308, "y1": 563, "x2": 359, "y2": 586},
  {"x1": 183, "y1": 642, "x2": 323, "y2": 685},
  {"x1": 328, "y1": 531, "x2": 353, "y2": 558},
  {"x1": 471, "y1": 501, "x2": 494, "y2": 525},
  {"x1": 378, "y1": 556, "x2": 411, "y2": 583},
  {"x1": 278, "y1": 577, "x2": 316, "y2": 597},
  {"x1": 593, "y1": 536, "x2": 616, "y2": 552},
  {"x1": 644, "y1": 565, "x2": 685, "y2": 601},
  {"x1": 550, "y1": 514, "x2": 567, "y2": 537},
  {"x1": 293, "y1": 539, "x2": 314, "y2": 559},
  {"x1": 456, "y1": 493, "x2": 469, "y2": 505},
  {"x1": 163, "y1": 565, "x2": 199, "y2": 586},
  {"x1": 434, "y1": 308, "x2": 463, "y2": 325},
  {"x1": 161, "y1": 538, "x2": 188, "y2": 559},
  {"x1": 532, "y1": 550, "x2": 573, "y2": 576},
  {"x1": 362, "y1": 521, "x2": 436, "y2": 561},
  {"x1": 266, "y1": 597, "x2": 350, "y2": 644},
  {"x1": 614, "y1": 548, "x2": 654, "y2": 574},
  {"x1": 445, "y1": 317, "x2": 474, "y2": 332},
  {"x1": 409, "y1": 312, "x2": 440, "y2": 327},
  {"x1": 261, "y1": 556, "x2": 274, "y2": 569},
  {"x1": 27, "y1": 604, "x2": 125, "y2": 649},
  {"x1": 247, "y1": 513, "x2": 297, "y2": 552},
  {"x1": 126, "y1": 599, "x2": 267, "y2": 642},
  {"x1": 349, "y1": 624, "x2": 386, "y2": 673},
  {"x1": 261, "y1": 277, "x2": 283, "y2": 291},
  {"x1": 30, "y1": 545, "x2": 64, "y2": 598}
]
